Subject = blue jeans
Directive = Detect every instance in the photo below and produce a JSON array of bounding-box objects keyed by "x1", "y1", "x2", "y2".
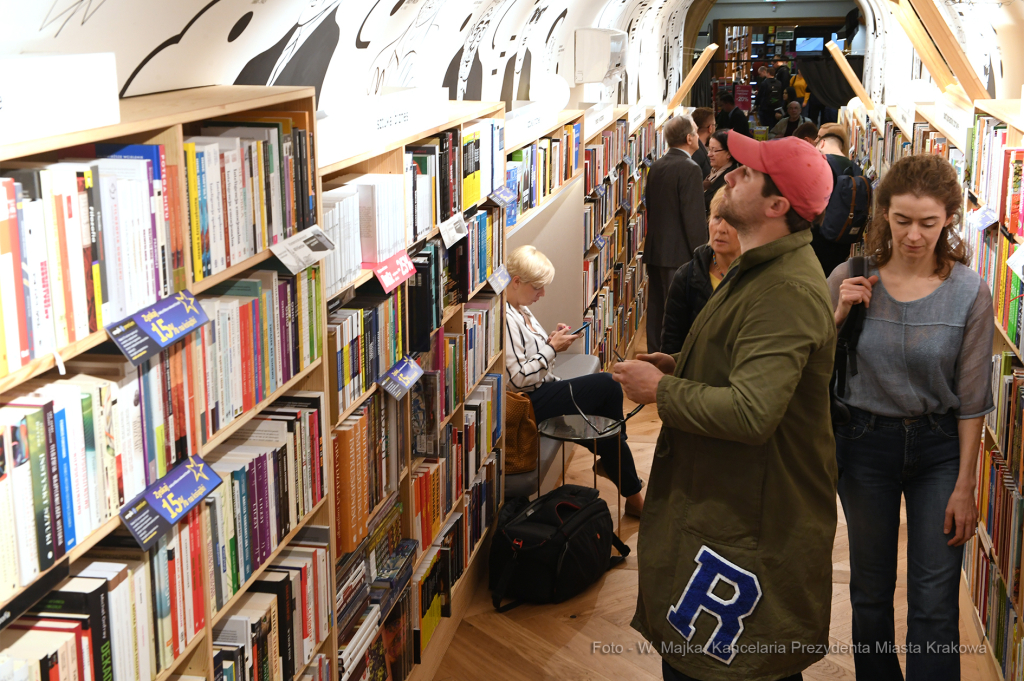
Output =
[{"x1": 835, "y1": 406, "x2": 964, "y2": 681}]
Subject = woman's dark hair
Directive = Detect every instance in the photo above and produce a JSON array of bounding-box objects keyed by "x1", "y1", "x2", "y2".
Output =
[
  {"x1": 783, "y1": 86, "x2": 798, "y2": 103},
  {"x1": 864, "y1": 155, "x2": 969, "y2": 279},
  {"x1": 710, "y1": 129, "x2": 732, "y2": 155}
]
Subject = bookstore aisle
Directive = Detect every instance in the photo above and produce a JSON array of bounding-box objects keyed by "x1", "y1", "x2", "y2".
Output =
[{"x1": 430, "y1": 398, "x2": 993, "y2": 681}]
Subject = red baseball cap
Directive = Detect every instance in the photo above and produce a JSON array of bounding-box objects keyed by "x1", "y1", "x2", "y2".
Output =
[{"x1": 726, "y1": 131, "x2": 834, "y2": 222}]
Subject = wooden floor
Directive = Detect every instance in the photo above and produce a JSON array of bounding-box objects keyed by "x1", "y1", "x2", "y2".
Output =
[{"x1": 433, "y1": 394, "x2": 996, "y2": 681}]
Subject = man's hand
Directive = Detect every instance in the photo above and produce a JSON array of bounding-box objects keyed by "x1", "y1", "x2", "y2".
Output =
[
  {"x1": 636, "y1": 352, "x2": 676, "y2": 375},
  {"x1": 612, "y1": 359, "x2": 668, "y2": 405}
]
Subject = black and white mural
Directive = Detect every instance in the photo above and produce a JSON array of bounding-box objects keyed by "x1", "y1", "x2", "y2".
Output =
[{"x1": 1, "y1": 0, "x2": 699, "y2": 109}]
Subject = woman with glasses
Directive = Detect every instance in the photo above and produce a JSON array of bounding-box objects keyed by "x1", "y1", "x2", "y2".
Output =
[
  {"x1": 702, "y1": 130, "x2": 740, "y2": 213},
  {"x1": 504, "y1": 245, "x2": 645, "y2": 516}
]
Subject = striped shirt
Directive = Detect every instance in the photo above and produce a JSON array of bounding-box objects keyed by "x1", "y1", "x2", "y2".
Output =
[{"x1": 505, "y1": 303, "x2": 559, "y2": 392}]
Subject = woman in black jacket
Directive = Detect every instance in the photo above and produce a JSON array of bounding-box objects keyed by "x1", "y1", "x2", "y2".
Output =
[
  {"x1": 703, "y1": 130, "x2": 740, "y2": 213},
  {"x1": 660, "y1": 188, "x2": 742, "y2": 354}
]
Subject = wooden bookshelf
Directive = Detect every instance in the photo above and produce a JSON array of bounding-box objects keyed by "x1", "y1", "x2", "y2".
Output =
[
  {"x1": 0, "y1": 85, "x2": 340, "y2": 681},
  {"x1": 318, "y1": 99, "x2": 508, "y2": 681}
]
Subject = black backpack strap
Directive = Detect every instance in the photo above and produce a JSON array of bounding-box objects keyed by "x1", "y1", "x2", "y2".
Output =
[
  {"x1": 608, "y1": 533, "x2": 631, "y2": 569},
  {"x1": 491, "y1": 558, "x2": 524, "y2": 612}
]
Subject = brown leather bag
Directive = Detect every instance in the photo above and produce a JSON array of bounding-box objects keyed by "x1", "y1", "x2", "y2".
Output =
[{"x1": 505, "y1": 391, "x2": 539, "y2": 474}]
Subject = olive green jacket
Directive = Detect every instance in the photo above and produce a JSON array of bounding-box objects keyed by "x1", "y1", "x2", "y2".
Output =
[{"x1": 632, "y1": 229, "x2": 838, "y2": 681}]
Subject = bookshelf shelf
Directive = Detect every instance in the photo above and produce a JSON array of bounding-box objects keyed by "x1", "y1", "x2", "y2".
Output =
[
  {"x1": 994, "y1": 315, "x2": 1023, "y2": 362},
  {"x1": 0, "y1": 85, "x2": 315, "y2": 162},
  {"x1": 975, "y1": 99, "x2": 1024, "y2": 132},
  {"x1": 154, "y1": 630, "x2": 208, "y2": 681},
  {"x1": 0, "y1": 513, "x2": 122, "y2": 616},
  {"x1": 293, "y1": 635, "x2": 332, "y2": 681},
  {"x1": 210, "y1": 496, "x2": 327, "y2": 627},
  {"x1": 335, "y1": 383, "x2": 378, "y2": 428},
  {"x1": 0, "y1": 329, "x2": 108, "y2": 395},
  {"x1": 200, "y1": 357, "x2": 322, "y2": 455},
  {"x1": 441, "y1": 304, "x2": 460, "y2": 325},
  {"x1": 584, "y1": 107, "x2": 630, "y2": 145},
  {"x1": 440, "y1": 403, "x2": 462, "y2": 430},
  {"x1": 189, "y1": 249, "x2": 275, "y2": 294}
]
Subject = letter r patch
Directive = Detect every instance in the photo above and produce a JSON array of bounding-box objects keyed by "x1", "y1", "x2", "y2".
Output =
[{"x1": 666, "y1": 545, "x2": 762, "y2": 664}]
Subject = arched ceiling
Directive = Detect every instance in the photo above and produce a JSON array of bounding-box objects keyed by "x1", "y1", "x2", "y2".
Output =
[{"x1": 0, "y1": 0, "x2": 1015, "y2": 109}]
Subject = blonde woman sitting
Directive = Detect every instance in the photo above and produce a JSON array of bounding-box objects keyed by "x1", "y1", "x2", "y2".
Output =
[{"x1": 504, "y1": 245, "x2": 645, "y2": 516}]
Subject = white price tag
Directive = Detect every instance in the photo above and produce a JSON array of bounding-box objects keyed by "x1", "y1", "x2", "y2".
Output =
[
  {"x1": 1008, "y1": 246, "x2": 1024, "y2": 280},
  {"x1": 269, "y1": 225, "x2": 335, "y2": 274},
  {"x1": 439, "y1": 213, "x2": 469, "y2": 249}
]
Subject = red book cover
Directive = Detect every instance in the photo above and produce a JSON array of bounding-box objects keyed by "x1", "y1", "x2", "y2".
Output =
[
  {"x1": 2, "y1": 179, "x2": 30, "y2": 363},
  {"x1": 240, "y1": 302, "x2": 254, "y2": 412},
  {"x1": 308, "y1": 553, "x2": 320, "y2": 643},
  {"x1": 53, "y1": 192, "x2": 77, "y2": 341},
  {"x1": 167, "y1": 542, "x2": 181, "y2": 658},
  {"x1": 189, "y1": 508, "x2": 205, "y2": 634}
]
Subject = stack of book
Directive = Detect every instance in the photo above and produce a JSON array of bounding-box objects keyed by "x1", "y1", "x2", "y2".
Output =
[
  {"x1": 320, "y1": 186, "x2": 364, "y2": 298},
  {"x1": 196, "y1": 264, "x2": 323, "y2": 441},
  {"x1": 381, "y1": 588, "x2": 414, "y2": 681},
  {"x1": 2, "y1": 515, "x2": 205, "y2": 681},
  {"x1": 332, "y1": 285, "x2": 406, "y2": 386},
  {"x1": 338, "y1": 603, "x2": 381, "y2": 681},
  {"x1": 406, "y1": 241, "x2": 444, "y2": 354},
  {"x1": 583, "y1": 184, "x2": 616, "y2": 245},
  {"x1": 405, "y1": 129, "x2": 464, "y2": 230},
  {"x1": 464, "y1": 452, "x2": 500, "y2": 556},
  {"x1": 462, "y1": 295, "x2": 501, "y2": 391},
  {"x1": 0, "y1": 353, "x2": 200, "y2": 594},
  {"x1": 203, "y1": 391, "x2": 327, "y2": 613},
  {"x1": 191, "y1": 113, "x2": 318, "y2": 280},
  {"x1": 332, "y1": 391, "x2": 396, "y2": 555},
  {"x1": 1, "y1": 154, "x2": 177, "y2": 376},
  {"x1": 583, "y1": 234, "x2": 616, "y2": 305}
]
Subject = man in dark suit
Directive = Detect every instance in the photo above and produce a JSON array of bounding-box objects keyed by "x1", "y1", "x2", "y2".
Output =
[
  {"x1": 715, "y1": 93, "x2": 750, "y2": 137},
  {"x1": 690, "y1": 108, "x2": 715, "y2": 178},
  {"x1": 644, "y1": 114, "x2": 708, "y2": 353}
]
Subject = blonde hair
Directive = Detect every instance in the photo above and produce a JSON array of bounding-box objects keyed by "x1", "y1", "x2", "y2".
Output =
[
  {"x1": 507, "y1": 245, "x2": 555, "y2": 287},
  {"x1": 709, "y1": 187, "x2": 726, "y2": 218}
]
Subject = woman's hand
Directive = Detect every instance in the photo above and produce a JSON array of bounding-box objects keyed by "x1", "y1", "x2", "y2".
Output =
[
  {"x1": 547, "y1": 324, "x2": 581, "y2": 353},
  {"x1": 944, "y1": 481, "x2": 978, "y2": 546},
  {"x1": 834, "y1": 275, "x2": 879, "y2": 326}
]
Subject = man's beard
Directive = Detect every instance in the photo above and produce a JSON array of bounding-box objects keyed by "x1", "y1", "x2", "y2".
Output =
[{"x1": 717, "y1": 188, "x2": 755, "y2": 236}]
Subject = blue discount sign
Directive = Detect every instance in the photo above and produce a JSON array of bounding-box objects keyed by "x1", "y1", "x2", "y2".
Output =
[{"x1": 106, "y1": 290, "x2": 209, "y2": 366}]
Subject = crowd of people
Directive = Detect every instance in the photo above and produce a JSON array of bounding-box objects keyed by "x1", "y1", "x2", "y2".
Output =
[{"x1": 503, "y1": 104, "x2": 988, "y2": 681}]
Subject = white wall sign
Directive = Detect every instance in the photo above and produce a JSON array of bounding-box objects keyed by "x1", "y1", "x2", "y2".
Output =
[
  {"x1": 628, "y1": 103, "x2": 649, "y2": 135},
  {"x1": 505, "y1": 101, "x2": 558, "y2": 153},
  {"x1": 893, "y1": 101, "x2": 915, "y2": 136},
  {"x1": 936, "y1": 98, "x2": 972, "y2": 151},
  {"x1": 585, "y1": 103, "x2": 614, "y2": 141},
  {"x1": 317, "y1": 87, "x2": 449, "y2": 168},
  {"x1": 654, "y1": 105, "x2": 670, "y2": 129}
]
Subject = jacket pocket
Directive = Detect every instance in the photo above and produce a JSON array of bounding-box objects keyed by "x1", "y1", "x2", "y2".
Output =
[{"x1": 681, "y1": 435, "x2": 767, "y2": 550}]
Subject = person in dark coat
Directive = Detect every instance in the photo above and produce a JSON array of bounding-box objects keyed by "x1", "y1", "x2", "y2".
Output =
[
  {"x1": 660, "y1": 188, "x2": 741, "y2": 354},
  {"x1": 703, "y1": 129, "x2": 741, "y2": 213},
  {"x1": 690, "y1": 107, "x2": 715, "y2": 178},
  {"x1": 644, "y1": 114, "x2": 708, "y2": 353},
  {"x1": 715, "y1": 92, "x2": 750, "y2": 137}
]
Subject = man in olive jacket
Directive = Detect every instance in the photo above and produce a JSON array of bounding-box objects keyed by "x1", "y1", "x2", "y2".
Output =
[{"x1": 613, "y1": 133, "x2": 837, "y2": 681}]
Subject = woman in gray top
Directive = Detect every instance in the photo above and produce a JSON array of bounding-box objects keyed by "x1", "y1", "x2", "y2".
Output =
[{"x1": 828, "y1": 154, "x2": 993, "y2": 681}]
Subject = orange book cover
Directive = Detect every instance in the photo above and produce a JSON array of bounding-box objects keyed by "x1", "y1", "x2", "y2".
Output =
[{"x1": 53, "y1": 191, "x2": 77, "y2": 340}]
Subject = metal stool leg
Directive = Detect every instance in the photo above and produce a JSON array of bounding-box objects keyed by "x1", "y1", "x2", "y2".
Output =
[{"x1": 617, "y1": 434, "x2": 623, "y2": 532}]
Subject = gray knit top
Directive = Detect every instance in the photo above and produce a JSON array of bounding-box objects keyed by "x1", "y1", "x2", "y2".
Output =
[{"x1": 827, "y1": 257, "x2": 994, "y2": 419}]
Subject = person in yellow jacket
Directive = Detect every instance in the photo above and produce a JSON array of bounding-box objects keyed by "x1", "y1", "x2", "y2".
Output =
[{"x1": 791, "y1": 70, "x2": 810, "y2": 107}]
